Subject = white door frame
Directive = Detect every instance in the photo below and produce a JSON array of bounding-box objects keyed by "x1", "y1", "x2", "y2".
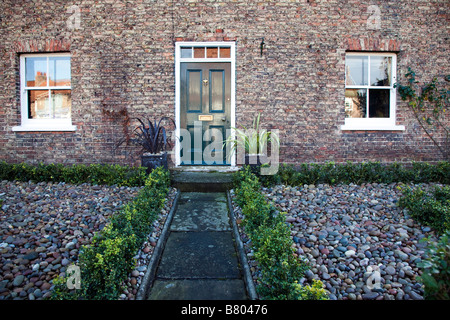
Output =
[{"x1": 174, "y1": 41, "x2": 236, "y2": 167}]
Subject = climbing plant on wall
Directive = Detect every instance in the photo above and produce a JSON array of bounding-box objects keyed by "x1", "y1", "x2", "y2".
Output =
[{"x1": 395, "y1": 68, "x2": 449, "y2": 160}]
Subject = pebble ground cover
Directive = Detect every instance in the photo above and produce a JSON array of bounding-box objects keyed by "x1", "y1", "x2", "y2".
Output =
[
  {"x1": 0, "y1": 180, "x2": 177, "y2": 300},
  {"x1": 231, "y1": 182, "x2": 443, "y2": 300},
  {"x1": 1, "y1": 164, "x2": 447, "y2": 300}
]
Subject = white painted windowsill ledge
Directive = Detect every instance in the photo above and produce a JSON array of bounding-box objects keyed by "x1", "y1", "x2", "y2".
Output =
[
  {"x1": 12, "y1": 125, "x2": 77, "y2": 132},
  {"x1": 340, "y1": 125, "x2": 405, "y2": 131}
]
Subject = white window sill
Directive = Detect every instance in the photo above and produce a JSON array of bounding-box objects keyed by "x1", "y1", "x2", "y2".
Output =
[
  {"x1": 341, "y1": 124, "x2": 405, "y2": 131},
  {"x1": 341, "y1": 118, "x2": 405, "y2": 131},
  {"x1": 12, "y1": 125, "x2": 77, "y2": 132}
]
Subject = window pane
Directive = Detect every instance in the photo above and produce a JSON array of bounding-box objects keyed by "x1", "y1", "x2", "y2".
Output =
[
  {"x1": 181, "y1": 47, "x2": 192, "y2": 58},
  {"x1": 28, "y1": 90, "x2": 50, "y2": 119},
  {"x1": 51, "y1": 90, "x2": 71, "y2": 118},
  {"x1": 220, "y1": 47, "x2": 231, "y2": 58},
  {"x1": 346, "y1": 56, "x2": 368, "y2": 86},
  {"x1": 49, "y1": 57, "x2": 71, "y2": 87},
  {"x1": 194, "y1": 47, "x2": 205, "y2": 58},
  {"x1": 26, "y1": 57, "x2": 47, "y2": 87},
  {"x1": 206, "y1": 47, "x2": 218, "y2": 58},
  {"x1": 370, "y1": 56, "x2": 392, "y2": 86},
  {"x1": 369, "y1": 89, "x2": 390, "y2": 118},
  {"x1": 345, "y1": 89, "x2": 367, "y2": 118}
]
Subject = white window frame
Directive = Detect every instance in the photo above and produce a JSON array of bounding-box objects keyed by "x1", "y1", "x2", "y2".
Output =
[
  {"x1": 12, "y1": 52, "x2": 76, "y2": 132},
  {"x1": 341, "y1": 52, "x2": 404, "y2": 131},
  {"x1": 174, "y1": 41, "x2": 236, "y2": 167}
]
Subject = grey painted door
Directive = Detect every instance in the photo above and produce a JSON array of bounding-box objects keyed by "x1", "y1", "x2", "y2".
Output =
[{"x1": 180, "y1": 62, "x2": 231, "y2": 165}]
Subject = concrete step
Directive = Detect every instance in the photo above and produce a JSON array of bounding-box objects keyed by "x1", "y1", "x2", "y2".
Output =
[{"x1": 170, "y1": 170, "x2": 234, "y2": 192}]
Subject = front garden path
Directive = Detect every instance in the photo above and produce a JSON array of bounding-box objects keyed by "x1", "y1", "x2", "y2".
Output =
[{"x1": 139, "y1": 171, "x2": 249, "y2": 300}]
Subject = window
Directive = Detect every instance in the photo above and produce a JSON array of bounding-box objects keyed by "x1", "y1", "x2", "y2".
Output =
[
  {"x1": 13, "y1": 53, "x2": 76, "y2": 131},
  {"x1": 341, "y1": 52, "x2": 404, "y2": 131},
  {"x1": 179, "y1": 46, "x2": 231, "y2": 59}
]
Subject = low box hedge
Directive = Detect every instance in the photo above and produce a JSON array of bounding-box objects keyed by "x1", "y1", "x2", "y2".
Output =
[
  {"x1": 50, "y1": 166, "x2": 170, "y2": 300},
  {"x1": 233, "y1": 166, "x2": 328, "y2": 300},
  {"x1": 257, "y1": 161, "x2": 450, "y2": 187},
  {"x1": 0, "y1": 161, "x2": 147, "y2": 187}
]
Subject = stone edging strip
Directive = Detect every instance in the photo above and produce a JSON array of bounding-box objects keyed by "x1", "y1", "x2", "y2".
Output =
[
  {"x1": 226, "y1": 190, "x2": 258, "y2": 300},
  {"x1": 136, "y1": 189, "x2": 181, "y2": 300}
]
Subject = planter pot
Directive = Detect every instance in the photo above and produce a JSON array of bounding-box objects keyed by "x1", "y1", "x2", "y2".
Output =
[
  {"x1": 141, "y1": 152, "x2": 168, "y2": 174},
  {"x1": 244, "y1": 154, "x2": 268, "y2": 176},
  {"x1": 244, "y1": 154, "x2": 267, "y2": 166}
]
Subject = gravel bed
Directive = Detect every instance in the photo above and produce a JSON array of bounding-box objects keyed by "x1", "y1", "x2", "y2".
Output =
[
  {"x1": 0, "y1": 179, "x2": 176, "y2": 300},
  {"x1": 230, "y1": 182, "x2": 443, "y2": 300}
]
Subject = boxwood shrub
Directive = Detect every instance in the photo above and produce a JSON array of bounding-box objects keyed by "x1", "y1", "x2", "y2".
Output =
[
  {"x1": 233, "y1": 166, "x2": 328, "y2": 300},
  {"x1": 0, "y1": 161, "x2": 147, "y2": 187},
  {"x1": 257, "y1": 161, "x2": 450, "y2": 187},
  {"x1": 416, "y1": 231, "x2": 450, "y2": 300},
  {"x1": 50, "y1": 166, "x2": 170, "y2": 300},
  {"x1": 398, "y1": 185, "x2": 450, "y2": 235}
]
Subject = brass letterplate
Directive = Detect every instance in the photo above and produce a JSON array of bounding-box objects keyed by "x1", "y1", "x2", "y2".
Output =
[{"x1": 198, "y1": 114, "x2": 213, "y2": 121}]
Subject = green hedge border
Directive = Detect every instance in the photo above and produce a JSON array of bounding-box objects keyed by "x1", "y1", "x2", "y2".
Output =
[
  {"x1": 233, "y1": 166, "x2": 328, "y2": 300},
  {"x1": 0, "y1": 161, "x2": 147, "y2": 187},
  {"x1": 48, "y1": 166, "x2": 170, "y2": 300},
  {"x1": 258, "y1": 161, "x2": 450, "y2": 187}
]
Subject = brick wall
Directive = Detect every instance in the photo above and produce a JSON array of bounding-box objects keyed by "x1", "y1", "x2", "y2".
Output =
[{"x1": 0, "y1": 0, "x2": 448, "y2": 166}]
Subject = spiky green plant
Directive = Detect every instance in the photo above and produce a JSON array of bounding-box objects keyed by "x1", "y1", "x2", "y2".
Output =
[{"x1": 223, "y1": 113, "x2": 279, "y2": 161}]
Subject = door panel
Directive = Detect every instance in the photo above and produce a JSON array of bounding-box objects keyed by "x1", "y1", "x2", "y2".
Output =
[
  {"x1": 209, "y1": 70, "x2": 225, "y2": 112},
  {"x1": 180, "y1": 62, "x2": 231, "y2": 165},
  {"x1": 187, "y1": 70, "x2": 202, "y2": 112}
]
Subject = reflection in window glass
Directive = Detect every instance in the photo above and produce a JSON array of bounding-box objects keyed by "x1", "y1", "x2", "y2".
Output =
[
  {"x1": 370, "y1": 56, "x2": 392, "y2": 86},
  {"x1": 49, "y1": 57, "x2": 71, "y2": 87},
  {"x1": 345, "y1": 56, "x2": 368, "y2": 86},
  {"x1": 369, "y1": 89, "x2": 390, "y2": 118},
  {"x1": 51, "y1": 90, "x2": 71, "y2": 119},
  {"x1": 220, "y1": 47, "x2": 231, "y2": 58},
  {"x1": 345, "y1": 89, "x2": 367, "y2": 118},
  {"x1": 181, "y1": 47, "x2": 192, "y2": 58},
  {"x1": 28, "y1": 90, "x2": 50, "y2": 119},
  {"x1": 194, "y1": 47, "x2": 205, "y2": 58},
  {"x1": 206, "y1": 47, "x2": 218, "y2": 58},
  {"x1": 26, "y1": 57, "x2": 47, "y2": 87}
]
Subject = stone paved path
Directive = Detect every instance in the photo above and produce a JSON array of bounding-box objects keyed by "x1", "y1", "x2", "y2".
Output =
[{"x1": 144, "y1": 191, "x2": 248, "y2": 300}]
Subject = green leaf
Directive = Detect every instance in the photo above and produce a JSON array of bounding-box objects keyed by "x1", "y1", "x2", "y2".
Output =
[{"x1": 421, "y1": 273, "x2": 439, "y2": 290}]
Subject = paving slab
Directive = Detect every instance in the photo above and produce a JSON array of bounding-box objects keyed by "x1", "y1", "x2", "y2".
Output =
[
  {"x1": 170, "y1": 192, "x2": 231, "y2": 231},
  {"x1": 147, "y1": 279, "x2": 247, "y2": 300},
  {"x1": 171, "y1": 171, "x2": 233, "y2": 192},
  {"x1": 156, "y1": 231, "x2": 240, "y2": 279},
  {"x1": 142, "y1": 187, "x2": 253, "y2": 300}
]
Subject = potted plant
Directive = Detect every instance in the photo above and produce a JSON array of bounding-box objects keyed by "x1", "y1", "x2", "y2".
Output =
[
  {"x1": 130, "y1": 116, "x2": 175, "y2": 173},
  {"x1": 223, "y1": 112, "x2": 279, "y2": 168}
]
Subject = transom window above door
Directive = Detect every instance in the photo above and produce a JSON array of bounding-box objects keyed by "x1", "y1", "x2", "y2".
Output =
[
  {"x1": 180, "y1": 46, "x2": 231, "y2": 59},
  {"x1": 341, "y1": 52, "x2": 404, "y2": 131}
]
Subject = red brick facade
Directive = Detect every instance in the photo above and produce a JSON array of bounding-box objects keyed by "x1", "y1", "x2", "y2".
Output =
[{"x1": 0, "y1": 0, "x2": 448, "y2": 166}]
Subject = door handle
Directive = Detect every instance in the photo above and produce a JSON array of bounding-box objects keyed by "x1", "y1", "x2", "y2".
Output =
[
  {"x1": 203, "y1": 79, "x2": 209, "y2": 86},
  {"x1": 221, "y1": 117, "x2": 226, "y2": 121}
]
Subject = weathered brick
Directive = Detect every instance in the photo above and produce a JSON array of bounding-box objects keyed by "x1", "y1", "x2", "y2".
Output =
[{"x1": 0, "y1": 0, "x2": 448, "y2": 166}]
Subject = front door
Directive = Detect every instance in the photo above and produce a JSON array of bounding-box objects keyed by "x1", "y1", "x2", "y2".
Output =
[{"x1": 180, "y1": 62, "x2": 231, "y2": 165}]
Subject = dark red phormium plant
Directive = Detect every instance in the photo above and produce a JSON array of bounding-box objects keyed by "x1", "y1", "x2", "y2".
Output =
[{"x1": 132, "y1": 117, "x2": 176, "y2": 154}]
